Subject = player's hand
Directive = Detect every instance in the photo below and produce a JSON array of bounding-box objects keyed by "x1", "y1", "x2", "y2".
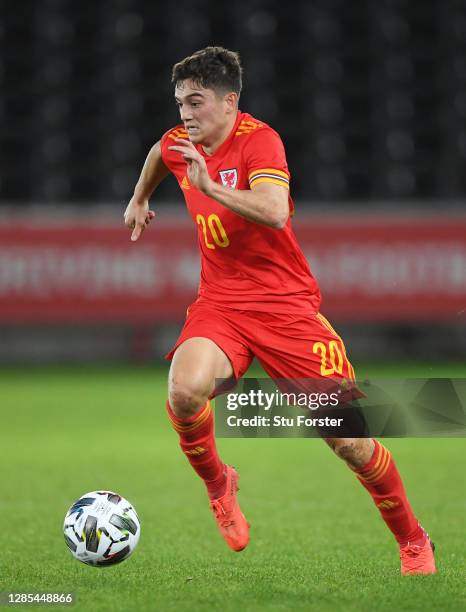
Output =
[
  {"x1": 124, "y1": 197, "x2": 156, "y2": 242},
  {"x1": 168, "y1": 138, "x2": 213, "y2": 195}
]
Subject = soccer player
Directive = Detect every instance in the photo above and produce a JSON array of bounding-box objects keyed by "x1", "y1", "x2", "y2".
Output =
[{"x1": 124, "y1": 47, "x2": 436, "y2": 575}]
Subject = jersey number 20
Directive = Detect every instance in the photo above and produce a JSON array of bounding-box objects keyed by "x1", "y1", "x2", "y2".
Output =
[{"x1": 196, "y1": 214, "x2": 230, "y2": 249}]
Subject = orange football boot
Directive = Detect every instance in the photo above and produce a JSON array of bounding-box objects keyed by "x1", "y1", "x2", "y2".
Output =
[
  {"x1": 400, "y1": 534, "x2": 436, "y2": 575},
  {"x1": 209, "y1": 465, "x2": 250, "y2": 552}
]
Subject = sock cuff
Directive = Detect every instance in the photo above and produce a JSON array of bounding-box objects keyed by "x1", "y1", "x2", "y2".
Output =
[
  {"x1": 353, "y1": 439, "x2": 392, "y2": 484},
  {"x1": 166, "y1": 400, "x2": 212, "y2": 433}
]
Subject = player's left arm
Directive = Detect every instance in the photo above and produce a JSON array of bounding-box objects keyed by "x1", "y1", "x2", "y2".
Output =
[{"x1": 168, "y1": 138, "x2": 289, "y2": 229}]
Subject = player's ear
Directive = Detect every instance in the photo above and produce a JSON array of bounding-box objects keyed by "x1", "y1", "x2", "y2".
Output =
[{"x1": 225, "y1": 92, "x2": 238, "y2": 113}]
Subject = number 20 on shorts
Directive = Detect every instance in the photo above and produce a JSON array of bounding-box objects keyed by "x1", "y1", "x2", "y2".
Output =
[
  {"x1": 196, "y1": 214, "x2": 230, "y2": 249},
  {"x1": 313, "y1": 340, "x2": 344, "y2": 376}
]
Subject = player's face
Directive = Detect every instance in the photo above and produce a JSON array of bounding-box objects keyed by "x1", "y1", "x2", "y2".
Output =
[{"x1": 174, "y1": 80, "x2": 236, "y2": 146}]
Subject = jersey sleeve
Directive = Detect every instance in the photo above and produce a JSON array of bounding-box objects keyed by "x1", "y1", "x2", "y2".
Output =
[
  {"x1": 242, "y1": 128, "x2": 290, "y2": 191},
  {"x1": 160, "y1": 125, "x2": 189, "y2": 171}
]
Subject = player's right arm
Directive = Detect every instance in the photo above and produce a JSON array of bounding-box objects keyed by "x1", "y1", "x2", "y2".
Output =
[{"x1": 124, "y1": 140, "x2": 170, "y2": 241}]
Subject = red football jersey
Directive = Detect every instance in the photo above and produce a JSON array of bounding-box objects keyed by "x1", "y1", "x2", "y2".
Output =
[{"x1": 160, "y1": 111, "x2": 321, "y2": 313}]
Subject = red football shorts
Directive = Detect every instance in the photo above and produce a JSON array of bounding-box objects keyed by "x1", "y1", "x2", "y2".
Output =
[{"x1": 165, "y1": 301, "x2": 356, "y2": 386}]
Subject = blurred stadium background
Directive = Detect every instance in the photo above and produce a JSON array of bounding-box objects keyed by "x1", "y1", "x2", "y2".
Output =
[{"x1": 1, "y1": 0, "x2": 465, "y2": 365}]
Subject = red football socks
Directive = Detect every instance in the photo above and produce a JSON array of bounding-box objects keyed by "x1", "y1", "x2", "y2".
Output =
[
  {"x1": 351, "y1": 439, "x2": 425, "y2": 546},
  {"x1": 167, "y1": 400, "x2": 227, "y2": 499}
]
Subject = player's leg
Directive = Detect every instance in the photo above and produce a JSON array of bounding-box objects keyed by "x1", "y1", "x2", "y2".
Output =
[
  {"x1": 309, "y1": 316, "x2": 430, "y2": 553},
  {"x1": 251, "y1": 310, "x2": 435, "y2": 573},
  {"x1": 324, "y1": 435, "x2": 436, "y2": 574},
  {"x1": 165, "y1": 304, "x2": 254, "y2": 551},
  {"x1": 324, "y1": 435, "x2": 423, "y2": 538},
  {"x1": 167, "y1": 336, "x2": 233, "y2": 500}
]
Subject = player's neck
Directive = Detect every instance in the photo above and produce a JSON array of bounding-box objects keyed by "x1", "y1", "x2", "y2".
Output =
[{"x1": 201, "y1": 112, "x2": 238, "y2": 156}]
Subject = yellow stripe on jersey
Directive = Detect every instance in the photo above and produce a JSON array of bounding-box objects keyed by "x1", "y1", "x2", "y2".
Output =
[
  {"x1": 235, "y1": 121, "x2": 264, "y2": 136},
  {"x1": 250, "y1": 177, "x2": 290, "y2": 189},
  {"x1": 249, "y1": 168, "x2": 290, "y2": 190},
  {"x1": 167, "y1": 128, "x2": 189, "y2": 141},
  {"x1": 241, "y1": 120, "x2": 262, "y2": 127},
  {"x1": 249, "y1": 168, "x2": 289, "y2": 180},
  {"x1": 238, "y1": 120, "x2": 263, "y2": 130}
]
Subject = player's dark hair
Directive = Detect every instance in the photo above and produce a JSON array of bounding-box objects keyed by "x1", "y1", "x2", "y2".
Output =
[{"x1": 172, "y1": 46, "x2": 242, "y2": 96}]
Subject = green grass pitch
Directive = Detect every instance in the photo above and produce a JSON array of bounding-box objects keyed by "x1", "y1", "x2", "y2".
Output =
[{"x1": 1, "y1": 363, "x2": 465, "y2": 612}]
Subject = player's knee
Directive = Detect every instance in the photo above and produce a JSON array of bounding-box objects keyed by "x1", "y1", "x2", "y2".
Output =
[
  {"x1": 168, "y1": 379, "x2": 210, "y2": 419},
  {"x1": 325, "y1": 437, "x2": 373, "y2": 468}
]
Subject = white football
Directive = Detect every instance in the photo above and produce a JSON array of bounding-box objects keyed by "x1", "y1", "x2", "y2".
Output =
[{"x1": 63, "y1": 491, "x2": 140, "y2": 566}]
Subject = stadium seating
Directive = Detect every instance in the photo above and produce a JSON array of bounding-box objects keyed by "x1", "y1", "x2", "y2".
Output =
[{"x1": 0, "y1": 0, "x2": 464, "y2": 202}]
